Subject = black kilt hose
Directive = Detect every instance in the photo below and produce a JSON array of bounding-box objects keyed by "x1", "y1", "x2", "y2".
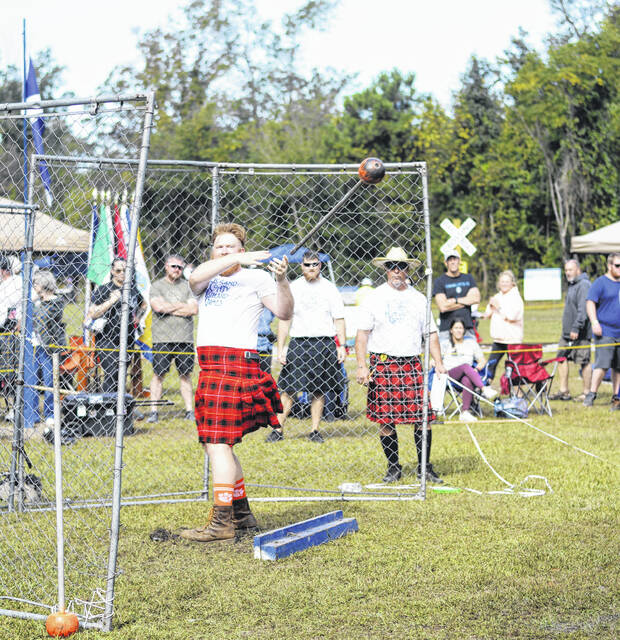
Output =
[
  {"x1": 367, "y1": 353, "x2": 435, "y2": 426},
  {"x1": 278, "y1": 336, "x2": 342, "y2": 395}
]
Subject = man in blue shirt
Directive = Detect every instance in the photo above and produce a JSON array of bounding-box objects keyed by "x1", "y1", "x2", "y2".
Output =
[{"x1": 584, "y1": 253, "x2": 620, "y2": 409}]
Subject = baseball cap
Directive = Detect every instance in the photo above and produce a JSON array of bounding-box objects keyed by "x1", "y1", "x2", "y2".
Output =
[{"x1": 443, "y1": 250, "x2": 460, "y2": 261}]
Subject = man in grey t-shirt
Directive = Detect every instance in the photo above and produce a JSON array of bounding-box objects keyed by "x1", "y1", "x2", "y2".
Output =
[{"x1": 148, "y1": 255, "x2": 198, "y2": 422}]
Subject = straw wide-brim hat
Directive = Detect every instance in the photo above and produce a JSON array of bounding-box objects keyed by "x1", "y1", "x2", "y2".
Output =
[{"x1": 372, "y1": 246, "x2": 421, "y2": 268}]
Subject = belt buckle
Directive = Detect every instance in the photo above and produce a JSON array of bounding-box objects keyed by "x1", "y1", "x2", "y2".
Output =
[{"x1": 244, "y1": 350, "x2": 252, "y2": 361}]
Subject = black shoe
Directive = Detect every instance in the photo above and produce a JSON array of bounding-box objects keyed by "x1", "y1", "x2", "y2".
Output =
[
  {"x1": 146, "y1": 412, "x2": 159, "y2": 424},
  {"x1": 382, "y1": 463, "x2": 402, "y2": 483},
  {"x1": 583, "y1": 392, "x2": 597, "y2": 407},
  {"x1": 184, "y1": 410, "x2": 194, "y2": 421},
  {"x1": 134, "y1": 410, "x2": 145, "y2": 421},
  {"x1": 308, "y1": 430, "x2": 324, "y2": 443},
  {"x1": 417, "y1": 464, "x2": 443, "y2": 484},
  {"x1": 265, "y1": 429, "x2": 283, "y2": 442}
]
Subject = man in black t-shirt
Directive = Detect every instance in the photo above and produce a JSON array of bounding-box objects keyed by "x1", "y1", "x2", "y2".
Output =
[
  {"x1": 432, "y1": 250, "x2": 480, "y2": 343},
  {"x1": 88, "y1": 258, "x2": 145, "y2": 393}
]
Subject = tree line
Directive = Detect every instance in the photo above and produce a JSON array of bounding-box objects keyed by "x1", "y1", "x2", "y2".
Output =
[{"x1": 1, "y1": 0, "x2": 617, "y2": 296}]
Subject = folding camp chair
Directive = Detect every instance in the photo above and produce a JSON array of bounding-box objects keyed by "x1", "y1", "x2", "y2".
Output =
[
  {"x1": 500, "y1": 344, "x2": 565, "y2": 417},
  {"x1": 430, "y1": 369, "x2": 482, "y2": 421}
]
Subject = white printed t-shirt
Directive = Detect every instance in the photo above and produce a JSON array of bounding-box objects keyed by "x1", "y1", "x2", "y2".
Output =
[
  {"x1": 441, "y1": 339, "x2": 484, "y2": 370},
  {"x1": 289, "y1": 275, "x2": 345, "y2": 338},
  {"x1": 358, "y1": 282, "x2": 437, "y2": 357},
  {"x1": 196, "y1": 268, "x2": 276, "y2": 349}
]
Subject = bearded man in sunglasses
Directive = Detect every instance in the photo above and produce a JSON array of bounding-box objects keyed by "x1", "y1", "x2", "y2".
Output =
[
  {"x1": 269, "y1": 250, "x2": 346, "y2": 444},
  {"x1": 148, "y1": 254, "x2": 199, "y2": 422},
  {"x1": 355, "y1": 247, "x2": 446, "y2": 484}
]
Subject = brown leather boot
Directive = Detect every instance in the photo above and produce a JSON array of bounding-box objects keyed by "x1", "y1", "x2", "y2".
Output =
[
  {"x1": 179, "y1": 506, "x2": 235, "y2": 542},
  {"x1": 232, "y1": 497, "x2": 259, "y2": 533}
]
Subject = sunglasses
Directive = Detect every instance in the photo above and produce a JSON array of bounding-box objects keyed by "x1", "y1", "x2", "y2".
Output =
[
  {"x1": 112, "y1": 268, "x2": 126, "y2": 274},
  {"x1": 385, "y1": 261, "x2": 409, "y2": 271},
  {"x1": 613, "y1": 263, "x2": 620, "y2": 268},
  {"x1": 168, "y1": 264, "x2": 184, "y2": 270},
  {"x1": 303, "y1": 261, "x2": 320, "y2": 267}
]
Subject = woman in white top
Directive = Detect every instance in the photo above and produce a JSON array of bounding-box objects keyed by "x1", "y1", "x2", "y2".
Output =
[
  {"x1": 482, "y1": 270, "x2": 524, "y2": 382},
  {"x1": 441, "y1": 318, "x2": 497, "y2": 422}
]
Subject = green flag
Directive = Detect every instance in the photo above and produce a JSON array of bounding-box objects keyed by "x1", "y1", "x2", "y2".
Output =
[{"x1": 87, "y1": 203, "x2": 113, "y2": 285}]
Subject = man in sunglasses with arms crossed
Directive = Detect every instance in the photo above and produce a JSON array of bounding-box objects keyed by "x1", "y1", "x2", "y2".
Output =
[{"x1": 148, "y1": 254, "x2": 198, "y2": 422}]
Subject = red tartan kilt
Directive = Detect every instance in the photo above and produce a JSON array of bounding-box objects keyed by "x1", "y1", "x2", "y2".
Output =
[
  {"x1": 194, "y1": 346, "x2": 283, "y2": 445},
  {"x1": 367, "y1": 353, "x2": 434, "y2": 425}
]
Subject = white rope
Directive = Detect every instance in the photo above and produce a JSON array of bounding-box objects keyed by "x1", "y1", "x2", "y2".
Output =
[{"x1": 445, "y1": 375, "x2": 617, "y2": 467}]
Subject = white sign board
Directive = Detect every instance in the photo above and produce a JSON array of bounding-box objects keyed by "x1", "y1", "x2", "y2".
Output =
[
  {"x1": 523, "y1": 268, "x2": 562, "y2": 301},
  {"x1": 439, "y1": 217, "x2": 477, "y2": 256}
]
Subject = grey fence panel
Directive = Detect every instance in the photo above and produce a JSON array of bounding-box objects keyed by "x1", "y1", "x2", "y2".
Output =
[{"x1": 0, "y1": 94, "x2": 153, "y2": 631}]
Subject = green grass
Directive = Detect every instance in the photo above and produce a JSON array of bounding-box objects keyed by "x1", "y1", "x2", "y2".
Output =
[{"x1": 1, "y1": 305, "x2": 618, "y2": 639}]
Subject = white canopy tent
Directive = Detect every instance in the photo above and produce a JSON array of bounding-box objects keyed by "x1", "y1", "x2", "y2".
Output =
[
  {"x1": 571, "y1": 220, "x2": 620, "y2": 254},
  {"x1": 0, "y1": 197, "x2": 90, "y2": 253}
]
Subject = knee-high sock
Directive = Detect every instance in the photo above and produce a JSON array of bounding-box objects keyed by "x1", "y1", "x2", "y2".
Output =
[
  {"x1": 414, "y1": 429, "x2": 432, "y2": 466},
  {"x1": 380, "y1": 432, "x2": 399, "y2": 467}
]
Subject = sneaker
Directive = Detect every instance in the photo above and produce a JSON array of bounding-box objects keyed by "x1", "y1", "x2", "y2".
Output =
[
  {"x1": 549, "y1": 391, "x2": 571, "y2": 401},
  {"x1": 611, "y1": 395, "x2": 620, "y2": 411},
  {"x1": 265, "y1": 429, "x2": 283, "y2": 443},
  {"x1": 308, "y1": 430, "x2": 324, "y2": 443},
  {"x1": 146, "y1": 412, "x2": 159, "y2": 424},
  {"x1": 184, "y1": 410, "x2": 194, "y2": 421},
  {"x1": 382, "y1": 463, "x2": 402, "y2": 483},
  {"x1": 417, "y1": 464, "x2": 443, "y2": 484},
  {"x1": 459, "y1": 410, "x2": 478, "y2": 423},
  {"x1": 583, "y1": 392, "x2": 596, "y2": 407},
  {"x1": 481, "y1": 386, "x2": 498, "y2": 400}
]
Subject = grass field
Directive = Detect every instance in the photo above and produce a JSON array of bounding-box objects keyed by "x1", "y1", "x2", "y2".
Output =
[{"x1": 1, "y1": 304, "x2": 618, "y2": 639}]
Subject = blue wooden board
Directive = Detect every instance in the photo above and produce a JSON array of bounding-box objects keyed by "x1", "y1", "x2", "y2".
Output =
[{"x1": 254, "y1": 510, "x2": 358, "y2": 561}]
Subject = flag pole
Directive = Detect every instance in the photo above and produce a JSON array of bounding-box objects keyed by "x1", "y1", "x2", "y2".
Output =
[{"x1": 22, "y1": 19, "x2": 28, "y2": 202}]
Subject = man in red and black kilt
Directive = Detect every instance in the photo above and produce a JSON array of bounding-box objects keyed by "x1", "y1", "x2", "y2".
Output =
[
  {"x1": 355, "y1": 247, "x2": 447, "y2": 484},
  {"x1": 179, "y1": 223, "x2": 293, "y2": 543}
]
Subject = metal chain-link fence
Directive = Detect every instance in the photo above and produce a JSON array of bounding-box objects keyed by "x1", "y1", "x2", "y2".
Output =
[{"x1": 0, "y1": 93, "x2": 154, "y2": 631}]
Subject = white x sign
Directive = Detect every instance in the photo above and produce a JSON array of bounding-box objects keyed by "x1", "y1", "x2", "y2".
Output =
[{"x1": 439, "y1": 217, "x2": 477, "y2": 256}]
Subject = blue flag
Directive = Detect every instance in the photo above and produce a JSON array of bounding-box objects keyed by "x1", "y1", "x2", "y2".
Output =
[{"x1": 25, "y1": 58, "x2": 53, "y2": 206}]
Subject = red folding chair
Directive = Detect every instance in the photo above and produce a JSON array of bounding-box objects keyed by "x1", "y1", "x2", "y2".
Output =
[{"x1": 500, "y1": 344, "x2": 565, "y2": 417}]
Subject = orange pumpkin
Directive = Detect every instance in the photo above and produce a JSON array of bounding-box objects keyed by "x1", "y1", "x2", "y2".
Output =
[
  {"x1": 45, "y1": 611, "x2": 80, "y2": 637},
  {"x1": 358, "y1": 157, "x2": 385, "y2": 184}
]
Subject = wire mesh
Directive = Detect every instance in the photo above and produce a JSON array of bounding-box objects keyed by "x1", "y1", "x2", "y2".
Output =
[{"x1": 0, "y1": 94, "x2": 152, "y2": 630}]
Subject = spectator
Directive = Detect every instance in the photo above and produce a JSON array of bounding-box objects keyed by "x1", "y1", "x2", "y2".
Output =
[
  {"x1": 551, "y1": 259, "x2": 592, "y2": 401},
  {"x1": 270, "y1": 250, "x2": 346, "y2": 444},
  {"x1": 355, "y1": 247, "x2": 446, "y2": 484},
  {"x1": 87, "y1": 258, "x2": 146, "y2": 393},
  {"x1": 32, "y1": 270, "x2": 66, "y2": 426},
  {"x1": 0, "y1": 255, "x2": 22, "y2": 422},
  {"x1": 257, "y1": 307, "x2": 276, "y2": 375},
  {"x1": 584, "y1": 253, "x2": 620, "y2": 409},
  {"x1": 148, "y1": 254, "x2": 198, "y2": 423},
  {"x1": 432, "y1": 250, "x2": 480, "y2": 343},
  {"x1": 441, "y1": 318, "x2": 498, "y2": 422},
  {"x1": 481, "y1": 270, "x2": 524, "y2": 382},
  {"x1": 355, "y1": 277, "x2": 374, "y2": 306}
]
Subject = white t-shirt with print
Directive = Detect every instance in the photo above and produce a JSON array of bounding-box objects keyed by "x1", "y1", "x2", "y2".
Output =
[
  {"x1": 440, "y1": 338, "x2": 484, "y2": 370},
  {"x1": 196, "y1": 268, "x2": 276, "y2": 349},
  {"x1": 358, "y1": 282, "x2": 437, "y2": 357},
  {"x1": 289, "y1": 275, "x2": 345, "y2": 338}
]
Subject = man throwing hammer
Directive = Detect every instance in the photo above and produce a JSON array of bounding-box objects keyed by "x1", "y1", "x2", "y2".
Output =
[
  {"x1": 180, "y1": 223, "x2": 293, "y2": 543},
  {"x1": 356, "y1": 247, "x2": 446, "y2": 484}
]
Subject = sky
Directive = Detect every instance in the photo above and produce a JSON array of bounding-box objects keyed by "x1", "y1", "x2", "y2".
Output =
[{"x1": 1, "y1": 0, "x2": 558, "y2": 110}]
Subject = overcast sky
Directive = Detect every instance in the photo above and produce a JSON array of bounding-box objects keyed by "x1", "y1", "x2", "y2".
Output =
[{"x1": 1, "y1": 0, "x2": 558, "y2": 109}]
